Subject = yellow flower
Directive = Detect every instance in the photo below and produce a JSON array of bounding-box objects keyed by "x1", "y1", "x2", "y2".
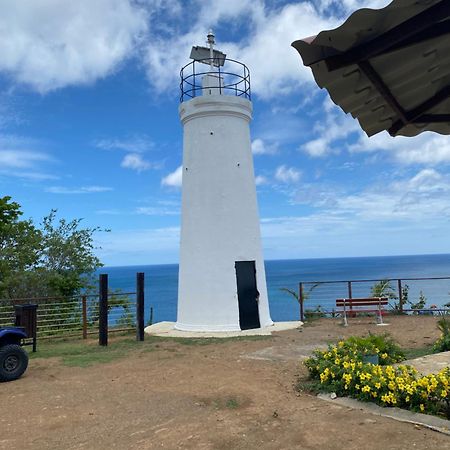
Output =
[{"x1": 420, "y1": 404, "x2": 425, "y2": 412}]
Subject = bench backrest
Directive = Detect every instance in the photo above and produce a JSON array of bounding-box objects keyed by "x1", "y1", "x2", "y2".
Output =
[{"x1": 336, "y1": 297, "x2": 389, "y2": 307}]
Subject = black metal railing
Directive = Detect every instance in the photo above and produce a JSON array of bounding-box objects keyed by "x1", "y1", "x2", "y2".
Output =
[
  {"x1": 296, "y1": 276, "x2": 450, "y2": 321},
  {"x1": 0, "y1": 273, "x2": 147, "y2": 345},
  {"x1": 180, "y1": 57, "x2": 251, "y2": 102}
]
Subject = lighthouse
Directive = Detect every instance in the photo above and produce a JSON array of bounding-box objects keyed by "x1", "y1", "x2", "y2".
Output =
[{"x1": 175, "y1": 31, "x2": 273, "y2": 332}]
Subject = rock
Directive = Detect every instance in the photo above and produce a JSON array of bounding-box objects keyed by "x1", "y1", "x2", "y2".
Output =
[{"x1": 330, "y1": 393, "x2": 337, "y2": 399}]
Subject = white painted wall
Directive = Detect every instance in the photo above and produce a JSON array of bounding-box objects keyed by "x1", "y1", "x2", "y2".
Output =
[{"x1": 176, "y1": 92, "x2": 273, "y2": 332}]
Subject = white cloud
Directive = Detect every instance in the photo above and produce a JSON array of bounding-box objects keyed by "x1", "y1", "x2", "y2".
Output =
[
  {"x1": 351, "y1": 132, "x2": 450, "y2": 165},
  {"x1": 0, "y1": 149, "x2": 51, "y2": 169},
  {"x1": 255, "y1": 175, "x2": 268, "y2": 186},
  {"x1": 251, "y1": 138, "x2": 278, "y2": 155},
  {"x1": 161, "y1": 166, "x2": 183, "y2": 188},
  {"x1": 121, "y1": 153, "x2": 152, "y2": 172},
  {"x1": 310, "y1": 169, "x2": 450, "y2": 222},
  {"x1": 0, "y1": 0, "x2": 148, "y2": 92},
  {"x1": 46, "y1": 185, "x2": 113, "y2": 194},
  {"x1": 136, "y1": 206, "x2": 179, "y2": 216},
  {"x1": 143, "y1": 2, "x2": 339, "y2": 99},
  {"x1": 301, "y1": 100, "x2": 360, "y2": 157},
  {"x1": 275, "y1": 165, "x2": 301, "y2": 184},
  {"x1": 0, "y1": 136, "x2": 56, "y2": 180},
  {"x1": 94, "y1": 136, "x2": 153, "y2": 153},
  {"x1": 259, "y1": 167, "x2": 450, "y2": 259}
]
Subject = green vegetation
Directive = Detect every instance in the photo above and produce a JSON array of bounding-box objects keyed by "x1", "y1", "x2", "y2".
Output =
[
  {"x1": 28, "y1": 333, "x2": 271, "y2": 367},
  {"x1": 0, "y1": 196, "x2": 106, "y2": 299},
  {"x1": 410, "y1": 291, "x2": 427, "y2": 312},
  {"x1": 433, "y1": 316, "x2": 450, "y2": 353},
  {"x1": 370, "y1": 280, "x2": 397, "y2": 300},
  {"x1": 225, "y1": 398, "x2": 239, "y2": 409},
  {"x1": 403, "y1": 346, "x2": 435, "y2": 360},
  {"x1": 281, "y1": 283, "x2": 321, "y2": 321},
  {"x1": 28, "y1": 337, "x2": 146, "y2": 367},
  {"x1": 304, "y1": 334, "x2": 450, "y2": 419}
]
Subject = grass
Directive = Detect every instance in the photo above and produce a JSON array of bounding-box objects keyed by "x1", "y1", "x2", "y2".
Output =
[
  {"x1": 28, "y1": 337, "x2": 146, "y2": 367},
  {"x1": 210, "y1": 397, "x2": 241, "y2": 410},
  {"x1": 403, "y1": 345, "x2": 435, "y2": 360},
  {"x1": 27, "y1": 333, "x2": 271, "y2": 367}
]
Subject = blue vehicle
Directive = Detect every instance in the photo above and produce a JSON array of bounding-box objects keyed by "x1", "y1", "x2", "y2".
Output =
[{"x1": 0, "y1": 327, "x2": 29, "y2": 382}]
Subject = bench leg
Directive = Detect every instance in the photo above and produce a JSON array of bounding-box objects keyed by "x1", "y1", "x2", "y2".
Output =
[
  {"x1": 343, "y1": 305, "x2": 348, "y2": 327},
  {"x1": 377, "y1": 304, "x2": 383, "y2": 325}
]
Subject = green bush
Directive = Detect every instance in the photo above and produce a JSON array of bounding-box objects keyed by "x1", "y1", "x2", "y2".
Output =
[
  {"x1": 433, "y1": 317, "x2": 450, "y2": 353},
  {"x1": 345, "y1": 334, "x2": 405, "y2": 363}
]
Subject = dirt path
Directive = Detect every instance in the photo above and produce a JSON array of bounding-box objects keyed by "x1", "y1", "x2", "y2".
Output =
[{"x1": 1, "y1": 316, "x2": 449, "y2": 449}]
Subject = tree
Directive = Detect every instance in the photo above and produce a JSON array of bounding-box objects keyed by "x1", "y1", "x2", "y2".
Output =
[
  {"x1": 281, "y1": 283, "x2": 321, "y2": 321},
  {"x1": 0, "y1": 196, "x2": 42, "y2": 297},
  {"x1": 0, "y1": 197, "x2": 106, "y2": 299},
  {"x1": 370, "y1": 280, "x2": 397, "y2": 299},
  {"x1": 38, "y1": 210, "x2": 105, "y2": 298}
]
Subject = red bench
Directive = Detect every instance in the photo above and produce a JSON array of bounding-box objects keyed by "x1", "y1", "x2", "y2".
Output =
[{"x1": 336, "y1": 297, "x2": 388, "y2": 326}]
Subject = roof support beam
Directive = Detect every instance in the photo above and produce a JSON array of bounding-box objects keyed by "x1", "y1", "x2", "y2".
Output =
[
  {"x1": 357, "y1": 61, "x2": 408, "y2": 124},
  {"x1": 389, "y1": 85, "x2": 450, "y2": 135},
  {"x1": 412, "y1": 114, "x2": 450, "y2": 123},
  {"x1": 326, "y1": 0, "x2": 450, "y2": 71}
]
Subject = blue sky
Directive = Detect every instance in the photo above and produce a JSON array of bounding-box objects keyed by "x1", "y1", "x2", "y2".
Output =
[{"x1": 1, "y1": 0, "x2": 450, "y2": 266}]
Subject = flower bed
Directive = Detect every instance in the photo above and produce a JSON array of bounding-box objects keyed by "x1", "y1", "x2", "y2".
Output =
[{"x1": 304, "y1": 335, "x2": 450, "y2": 419}]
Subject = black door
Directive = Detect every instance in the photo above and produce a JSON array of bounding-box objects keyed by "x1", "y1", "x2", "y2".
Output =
[{"x1": 235, "y1": 261, "x2": 261, "y2": 330}]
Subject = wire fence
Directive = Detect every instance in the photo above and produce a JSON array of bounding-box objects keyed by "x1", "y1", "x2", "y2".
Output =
[
  {"x1": 0, "y1": 291, "x2": 137, "y2": 340},
  {"x1": 299, "y1": 276, "x2": 450, "y2": 320}
]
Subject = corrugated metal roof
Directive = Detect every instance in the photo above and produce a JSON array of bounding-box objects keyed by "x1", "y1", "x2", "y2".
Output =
[{"x1": 292, "y1": 0, "x2": 450, "y2": 137}]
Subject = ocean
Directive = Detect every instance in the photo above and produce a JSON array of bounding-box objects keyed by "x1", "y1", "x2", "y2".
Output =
[{"x1": 100, "y1": 254, "x2": 450, "y2": 323}]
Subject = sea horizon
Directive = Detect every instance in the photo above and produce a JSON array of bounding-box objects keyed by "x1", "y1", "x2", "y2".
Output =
[
  {"x1": 99, "y1": 253, "x2": 450, "y2": 324},
  {"x1": 102, "y1": 251, "x2": 450, "y2": 270}
]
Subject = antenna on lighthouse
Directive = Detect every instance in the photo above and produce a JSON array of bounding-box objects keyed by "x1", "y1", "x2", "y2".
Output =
[
  {"x1": 189, "y1": 31, "x2": 226, "y2": 67},
  {"x1": 207, "y1": 29, "x2": 215, "y2": 71}
]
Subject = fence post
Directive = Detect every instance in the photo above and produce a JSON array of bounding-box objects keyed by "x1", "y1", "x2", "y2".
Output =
[
  {"x1": 299, "y1": 282, "x2": 304, "y2": 322},
  {"x1": 99, "y1": 274, "x2": 108, "y2": 346},
  {"x1": 347, "y1": 281, "x2": 353, "y2": 317},
  {"x1": 149, "y1": 307, "x2": 154, "y2": 326},
  {"x1": 398, "y1": 279, "x2": 403, "y2": 312},
  {"x1": 347, "y1": 281, "x2": 352, "y2": 299},
  {"x1": 82, "y1": 295, "x2": 87, "y2": 339},
  {"x1": 136, "y1": 272, "x2": 145, "y2": 342}
]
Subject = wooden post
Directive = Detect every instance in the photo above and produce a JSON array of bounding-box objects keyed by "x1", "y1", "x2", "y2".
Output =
[
  {"x1": 299, "y1": 282, "x2": 304, "y2": 322},
  {"x1": 136, "y1": 272, "x2": 145, "y2": 342},
  {"x1": 398, "y1": 279, "x2": 403, "y2": 312},
  {"x1": 99, "y1": 274, "x2": 108, "y2": 346},
  {"x1": 82, "y1": 295, "x2": 87, "y2": 339}
]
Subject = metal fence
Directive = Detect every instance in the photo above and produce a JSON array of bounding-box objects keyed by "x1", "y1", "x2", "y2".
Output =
[
  {"x1": 0, "y1": 291, "x2": 137, "y2": 339},
  {"x1": 0, "y1": 273, "x2": 147, "y2": 343},
  {"x1": 299, "y1": 276, "x2": 450, "y2": 321}
]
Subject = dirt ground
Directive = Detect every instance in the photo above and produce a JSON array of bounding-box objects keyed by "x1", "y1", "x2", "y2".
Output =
[{"x1": 2, "y1": 316, "x2": 450, "y2": 450}]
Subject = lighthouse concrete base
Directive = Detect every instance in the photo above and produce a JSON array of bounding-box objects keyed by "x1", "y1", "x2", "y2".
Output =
[{"x1": 144, "y1": 321, "x2": 302, "y2": 338}]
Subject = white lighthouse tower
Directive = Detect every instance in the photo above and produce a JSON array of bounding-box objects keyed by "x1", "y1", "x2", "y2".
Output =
[{"x1": 175, "y1": 31, "x2": 273, "y2": 332}]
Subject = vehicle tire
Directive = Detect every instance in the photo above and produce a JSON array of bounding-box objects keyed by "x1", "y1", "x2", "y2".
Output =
[{"x1": 0, "y1": 344, "x2": 29, "y2": 382}]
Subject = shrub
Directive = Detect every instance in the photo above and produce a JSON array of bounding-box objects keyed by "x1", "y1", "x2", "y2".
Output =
[
  {"x1": 304, "y1": 335, "x2": 450, "y2": 419},
  {"x1": 433, "y1": 317, "x2": 450, "y2": 353}
]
